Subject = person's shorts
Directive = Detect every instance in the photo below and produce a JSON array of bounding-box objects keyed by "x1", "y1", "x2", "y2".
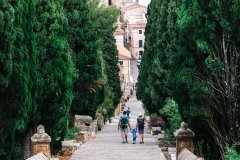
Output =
[
  {"x1": 138, "y1": 128, "x2": 144, "y2": 134},
  {"x1": 120, "y1": 128, "x2": 128, "y2": 135}
]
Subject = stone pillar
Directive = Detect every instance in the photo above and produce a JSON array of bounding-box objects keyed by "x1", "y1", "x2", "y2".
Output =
[
  {"x1": 31, "y1": 125, "x2": 51, "y2": 159},
  {"x1": 174, "y1": 122, "x2": 195, "y2": 159}
]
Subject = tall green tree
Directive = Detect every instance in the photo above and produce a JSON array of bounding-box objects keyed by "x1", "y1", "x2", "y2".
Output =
[
  {"x1": 0, "y1": 0, "x2": 38, "y2": 159},
  {"x1": 0, "y1": 0, "x2": 14, "y2": 91},
  {"x1": 35, "y1": 0, "x2": 74, "y2": 152},
  {"x1": 0, "y1": 0, "x2": 14, "y2": 132},
  {"x1": 64, "y1": 0, "x2": 104, "y2": 120},
  {"x1": 137, "y1": 0, "x2": 172, "y2": 113},
  {"x1": 177, "y1": 0, "x2": 240, "y2": 158},
  {"x1": 137, "y1": 0, "x2": 161, "y2": 113},
  {"x1": 139, "y1": 0, "x2": 240, "y2": 159},
  {"x1": 93, "y1": 7, "x2": 122, "y2": 117}
]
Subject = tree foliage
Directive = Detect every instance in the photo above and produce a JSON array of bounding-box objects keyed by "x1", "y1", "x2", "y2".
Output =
[
  {"x1": 225, "y1": 145, "x2": 240, "y2": 160},
  {"x1": 0, "y1": 0, "x2": 122, "y2": 159},
  {"x1": 35, "y1": 0, "x2": 74, "y2": 152},
  {"x1": 0, "y1": 0, "x2": 14, "y2": 90},
  {"x1": 0, "y1": 0, "x2": 37, "y2": 159},
  {"x1": 93, "y1": 7, "x2": 122, "y2": 118},
  {"x1": 137, "y1": 0, "x2": 240, "y2": 159},
  {"x1": 159, "y1": 99, "x2": 182, "y2": 135},
  {"x1": 65, "y1": 0, "x2": 105, "y2": 118}
]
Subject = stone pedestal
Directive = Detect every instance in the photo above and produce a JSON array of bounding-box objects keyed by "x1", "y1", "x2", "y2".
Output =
[
  {"x1": 31, "y1": 125, "x2": 51, "y2": 159},
  {"x1": 174, "y1": 122, "x2": 195, "y2": 159},
  {"x1": 96, "y1": 113, "x2": 104, "y2": 130},
  {"x1": 61, "y1": 140, "x2": 81, "y2": 156},
  {"x1": 78, "y1": 131, "x2": 88, "y2": 143}
]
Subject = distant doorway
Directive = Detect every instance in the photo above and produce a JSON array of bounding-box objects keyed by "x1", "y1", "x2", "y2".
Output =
[{"x1": 108, "y1": 0, "x2": 112, "y2": 5}]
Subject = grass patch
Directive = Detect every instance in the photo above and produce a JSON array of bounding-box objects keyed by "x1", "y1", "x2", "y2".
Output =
[{"x1": 64, "y1": 127, "x2": 81, "y2": 140}]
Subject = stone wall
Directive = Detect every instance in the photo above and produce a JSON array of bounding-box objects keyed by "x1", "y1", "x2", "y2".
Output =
[
  {"x1": 74, "y1": 115, "x2": 98, "y2": 139},
  {"x1": 74, "y1": 115, "x2": 93, "y2": 130},
  {"x1": 157, "y1": 134, "x2": 172, "y2": 160},
  {"x1": 61, "y1": 140, "x2": 82, "y2": 159}
]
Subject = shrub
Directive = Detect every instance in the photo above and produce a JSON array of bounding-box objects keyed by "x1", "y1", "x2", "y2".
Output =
[
  {"x1": 225, "y1": 145, "x2": 240, "y2": 160},
  {"x1": 159, "y1": 98, "x2": 182, "y2": 143},
  {"x1": 64, "y1": 128, "x2": 81, "y2": 140},
  {"x1": 159, "y1": 98, "x2": 182, "y2": 132}
]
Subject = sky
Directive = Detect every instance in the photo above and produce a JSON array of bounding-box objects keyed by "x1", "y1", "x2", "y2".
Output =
[
  {"x1": 125, "y1": 0, "x2": 151, "y2": 6},
  {"x1": 139, "y1": 0, "x2": 151, "y2": 6}
]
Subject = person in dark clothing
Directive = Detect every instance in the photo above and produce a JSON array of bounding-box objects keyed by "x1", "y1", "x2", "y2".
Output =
[
  {"x1": 136, "y1": 113, "x2": 145, "y2": 144},
  {"x1": 126, "y1": 107, "x2": 130, "y2": 118}
]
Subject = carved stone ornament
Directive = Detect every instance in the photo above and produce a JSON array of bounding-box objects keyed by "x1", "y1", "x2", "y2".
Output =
[
  {"x1": 31, "y1": 125, "x2": 51, "y2": 143},
  {"x1": 174, "y1": 122, "x2": 195, "y2": 140}
]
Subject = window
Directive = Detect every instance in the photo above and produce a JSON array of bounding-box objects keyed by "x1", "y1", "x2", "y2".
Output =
[
  {"x1": 139, "y1": 30, "x2": 143, "y2": 34},
  {"x1": 118, "y1": 61, "x2": 123, "y2": 65},
  {"x1": 139, "y1": 51, "x2": 143, "y2": 59},
  {"x1": 108, "y1": 0, "x2": 112, "y2": 5},
  {"x1": 139, "y1": 40, "x2": 143, "y2": 47}
]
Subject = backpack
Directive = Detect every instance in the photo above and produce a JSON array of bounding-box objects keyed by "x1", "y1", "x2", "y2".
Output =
[
  {"x1": 120, "y1": 116, "x2": 128, "y2": 129},
  {"x1": 126, "y1": 109, "x2": 130, "y2": 116},
  {"x1": 138, "y1": 118, "x2": 145, "y2": 129}
]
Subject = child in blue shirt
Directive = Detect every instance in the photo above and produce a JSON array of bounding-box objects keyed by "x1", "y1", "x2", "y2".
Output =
[{"x1": 131, "y1": 128, "x2": 137, "y2": 144}]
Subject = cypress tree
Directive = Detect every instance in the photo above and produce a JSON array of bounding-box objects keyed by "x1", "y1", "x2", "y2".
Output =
[
  {"x1": 177, "y1": 0, "x2": 240, "y2": 158},
  {"x1": 0, "y1": 0, "x2": 38, "y2": 159},
  {"x1": 0, "y1": 0, "x2": 14, "y2": 91},
  {"x1": 137, "y1": 0, "x2": 160, "y2": 112},
  {"x1": 0, "y1": 0, "x2": 14, "y2": 132},
  {"x1": 139, "y1": 0, "x2": 240, "y2": 158},
  {"x1": 148, "y1": 0, "x2": 170, "y2": 112},
  {"x1": 93, "y1": 7, "x2": 122, "y2": 116},
  {"x1": 64, "y1": 0, "x2": 104, "y2": 120},
  {"x1": 35, "y1": 0, "x2": 74, "y2": 152},
  {"x1": 137, "y1": 0, "x2": 170, "y2": 113}
]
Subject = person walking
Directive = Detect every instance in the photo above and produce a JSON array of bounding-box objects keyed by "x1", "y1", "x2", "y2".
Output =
[
  {"x1": 136, "y1": 113, "x2": 145, "y2": 144},
  {"x1": 118, "y1": 111, "x2": 131, "y2": 143},
  {"x1": 126, "y1": 107, "x2": 131, "y2": 118},
  {"x1": 131, "y1": 128, "x2": 137, "y2": 144}
]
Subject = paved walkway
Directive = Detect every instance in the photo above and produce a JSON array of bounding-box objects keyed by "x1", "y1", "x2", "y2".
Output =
[{"x1": 70, "y1": 96, "x2": 165, "y2": 160}]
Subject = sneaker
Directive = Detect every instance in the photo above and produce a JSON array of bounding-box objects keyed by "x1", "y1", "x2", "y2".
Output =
[
  {"x1": 122, "y1": 141, "x2": 125, "y2": 144},
  {"x1": 126, "y1": 141, "x2": 129, "y2": 143},
  {"x1": 133, "y1": 142, "x2": 136, "y2": 144}
]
